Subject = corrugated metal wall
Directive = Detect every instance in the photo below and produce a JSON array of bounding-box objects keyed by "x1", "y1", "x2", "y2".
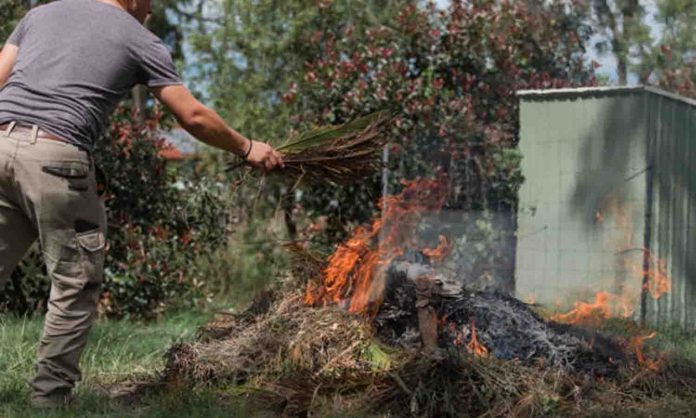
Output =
[
  {"x1": 516, "y1": 87, "x2": 659, "y2": 323},
  {"x1": 643, "y1": 91, "x2": 696, "y2": 328}
]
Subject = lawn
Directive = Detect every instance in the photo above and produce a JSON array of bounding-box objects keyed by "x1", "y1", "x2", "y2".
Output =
[{"x1": 0, "y1": 310, "x2": 253, "y2": 418}]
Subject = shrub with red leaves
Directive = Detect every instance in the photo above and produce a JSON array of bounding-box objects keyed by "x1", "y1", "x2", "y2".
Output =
[
  {"x1": 288, "y1": 0, "x2": 596, "y2": 288},
  {"x1": 1, "y1": 107, "x2": 225, "y2": 318}
]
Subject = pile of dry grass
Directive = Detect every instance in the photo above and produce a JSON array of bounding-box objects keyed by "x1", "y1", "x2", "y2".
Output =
[
  {"x1": 164, "y1": 276, "x2": 696, "y2": 417},
  {"x1": 165, "y1": 286, "x2": 375, "y2": 384}
]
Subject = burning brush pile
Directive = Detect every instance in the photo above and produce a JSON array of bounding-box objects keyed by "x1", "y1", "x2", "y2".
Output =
[{"x1": 165, "y1": 177, "x2": 696, "y2": 417}]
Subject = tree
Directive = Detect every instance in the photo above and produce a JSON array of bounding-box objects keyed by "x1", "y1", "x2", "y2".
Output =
[
  {"x1": 590, "y1": 0, "x2": 653, "y2": 85},
  {"x1": 0, "y1": 0, "x2": 28, "y2": 41},
  {"x1": 187, "y1": 0, "x2": 413, "y2": 142},
  {"x1": 650, "y1": 0, "x2": 696, "y2": 96},
  {"x1": 587, "y1": 0, "x2": 696, "y2": 95},
  {"x1": 180, "y1": 0, "x2": 415, "y2": 244},
  {"x1": 280, "y1": 0, "x2": 595, "y2": 288}
]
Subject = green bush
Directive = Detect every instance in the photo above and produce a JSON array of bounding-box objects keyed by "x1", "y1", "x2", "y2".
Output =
[
  {"x1": 0, "y1": 252, "x2": 50, "y2": 316},
  {"x1": 196, "y1": 217, "x2": 290, "y2": 306},
  {"x1": 0, "y1": 107, "x2": 227, "y2": 319}
]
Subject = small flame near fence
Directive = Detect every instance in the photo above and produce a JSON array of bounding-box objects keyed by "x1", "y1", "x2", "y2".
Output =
[
  {"x1": 550, "y1": 194, "x2": 670, "y2": 370},
  {"x1": 553, "y1": 196, "x2": 671, "y2": 327}
]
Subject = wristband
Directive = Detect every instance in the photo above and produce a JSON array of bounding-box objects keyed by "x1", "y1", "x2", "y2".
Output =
[{"x1": 243, "y1": 139, "x2": 253, "y2": 160}]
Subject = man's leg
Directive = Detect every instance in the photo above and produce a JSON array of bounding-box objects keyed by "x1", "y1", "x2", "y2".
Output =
[
  {"x1": 13, "y1": 138, "x2": 107, "y2": 404},
  {"x1": 0, "y1": 128, "x2": 38, "y2": 287}
]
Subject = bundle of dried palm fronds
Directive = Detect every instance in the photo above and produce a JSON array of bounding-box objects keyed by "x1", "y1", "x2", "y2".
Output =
[{"x1": 229, "y1": 112, "x2": 391, "y2": 186}]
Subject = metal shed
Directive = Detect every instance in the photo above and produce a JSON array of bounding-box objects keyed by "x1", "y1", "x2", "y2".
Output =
[{"x1": 515, "y1": 86, "x2": 696, "y2": 329}]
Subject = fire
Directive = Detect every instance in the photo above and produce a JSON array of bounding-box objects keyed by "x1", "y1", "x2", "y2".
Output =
[
  {"x1": 553, "y1": 194, "x2": 671, "y2": 326},
  {"x1": 422, "y1": 235, "x2": 452, "y2": 263},
  {"x1": 467, "y1": 320, "x2": 489, "y2": 358},
  {"x1": 305, "y1": 176, "x2": 449, "y2": 316},
  {"x1": 640, "y1": 251, "x2": 671, "y2": 299},
  {"x1": 553, "y1": 251, "x2": 671, "y2": 326},
  {"x1": 628, "y1": 332, "x2": 662, "y2": 371},
  {"x1": 551, "y1": 292, "x2": 613, "y2": 325}
]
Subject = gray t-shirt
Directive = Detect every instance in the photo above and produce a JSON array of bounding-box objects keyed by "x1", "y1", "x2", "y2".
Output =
[{"x1": 0, "y1": 0, "x2": 182, "y2": 151}]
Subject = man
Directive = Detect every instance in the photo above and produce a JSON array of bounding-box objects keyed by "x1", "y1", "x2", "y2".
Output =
[{"x1": 0, "y1": 0, "x2": 283, "y2": 407}]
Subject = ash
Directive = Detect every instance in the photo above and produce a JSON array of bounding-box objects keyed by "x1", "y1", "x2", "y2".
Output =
[{"x1": 375, "y1": 270, "x2": 624, "y2": 377}]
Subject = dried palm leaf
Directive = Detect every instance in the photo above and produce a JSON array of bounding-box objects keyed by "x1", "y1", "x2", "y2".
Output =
[{"x1": 228, "y1": 112, "x2": 391, "y2": 186}]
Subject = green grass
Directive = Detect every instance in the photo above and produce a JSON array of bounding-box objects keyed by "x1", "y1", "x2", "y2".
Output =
[
  {"x1": 592, "y1": 317, "x2": 696, "y2": 361},
  {"x1": 5, "y1": 308, "x2": 696, "y2": 418},
  {"x1": 0, "y1": 310, "x2": 255, "y2": 417}
]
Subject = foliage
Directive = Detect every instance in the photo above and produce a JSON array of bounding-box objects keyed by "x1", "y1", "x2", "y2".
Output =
[
  {"x1": 0, "y1": 0, "x2": 27, "y2": 42},
  {"x1": 194, "y1": 215, "x2": 290, "y2": 307},
  {"x1": 588, "y1": 0, "x2": 653, "y2": 85},
  {"x1": 261, "y1": 111, "x2": 389, "y2": 186},
  {"x1": 0, "y1": 253, "x2": 50, "y2": 316},
  {"x1": 95, "y1": 108, "x2": 227, "y2": 318},
  {"x1": 0, "y1": 108, "x2": 227, "y2": 319},
  {"x1": 586, "y1": 0, "x2": 696, "y2": 96},
  {"x1": 279, "y1": 0, "x2": 595, "y2": 288},
  {"x1": 187, "y1": 0, "x2": 411, "y2": 142},
  {"x1": 651, "y1": 0, "x2": 696, "y2": 96}
]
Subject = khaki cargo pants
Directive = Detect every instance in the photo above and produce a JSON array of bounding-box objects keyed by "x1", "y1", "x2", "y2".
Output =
[{"x1": 0, "y1": 123, "x2": 106, "y2": 400}]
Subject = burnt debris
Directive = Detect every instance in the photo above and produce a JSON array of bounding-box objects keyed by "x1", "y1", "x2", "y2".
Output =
[{"x1": 375, "y1": 264, "x2": 625, "y2": 376}]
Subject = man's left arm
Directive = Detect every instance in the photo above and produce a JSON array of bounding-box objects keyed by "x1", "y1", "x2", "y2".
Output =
[{"x1": 0, "y1": 44, "x2": 18, "y2": 88}]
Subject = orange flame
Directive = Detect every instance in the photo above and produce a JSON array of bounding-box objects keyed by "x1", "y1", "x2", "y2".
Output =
[
  {"x1": 628, "y1": 332, "x2": 662, "y2": 371},
  {"x1": 305, "y1": 176, "x2": 449, "y2": 316},
  {"x1": 467, "y1": 320, "x2": 489, "y2": 358},
  {"x1": 422, "y1": 235, "x2": 452, "y2": 263},
  {"x1": 641, "y1": 252, "x2": 671, "y2": 299},
  {"x1": 553, "y1": 194, "x2": 671, "y2": 326},
  {"x1": 551, "y1": 292, "x2": 613, "y2": 326}
]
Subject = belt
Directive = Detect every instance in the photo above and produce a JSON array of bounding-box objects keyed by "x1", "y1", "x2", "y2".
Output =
[{"x1": 0, "y1": 122, "x2": 66, "y2": 143}]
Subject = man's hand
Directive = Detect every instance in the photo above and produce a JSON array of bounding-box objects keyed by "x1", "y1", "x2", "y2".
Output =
[{"x1": 245, "y1": 140, "x2": 284, "y2": 171}]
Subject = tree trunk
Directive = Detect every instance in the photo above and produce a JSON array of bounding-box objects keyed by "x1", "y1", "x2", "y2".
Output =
[
  {"x1": 617, "y1": 0, "x2": 640, "y2": 86},
  {"x1": 617, "y1": 52, "x2": 628, "y2": 85}
]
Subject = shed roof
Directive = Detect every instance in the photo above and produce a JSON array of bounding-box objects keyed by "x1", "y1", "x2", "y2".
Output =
[{"x1": 517, "y1": 85, "x2": 696, "y2": 109}]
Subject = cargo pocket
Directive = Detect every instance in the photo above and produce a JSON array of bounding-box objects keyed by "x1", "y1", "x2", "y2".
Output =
[
  {"x1": 46, "y1": 243, "x2": 82, "y2": 286},
  {"x1": 42, "y1": 161, "x2": 91, "y2": 192},
  {"x1": 77, "y1": 229, "x2": 106, "y2": 287}
]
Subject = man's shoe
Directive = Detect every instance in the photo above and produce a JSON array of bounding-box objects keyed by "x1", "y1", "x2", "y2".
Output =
[{"x1": 30, "y1": 390, "x2": 75, "y2": 409}]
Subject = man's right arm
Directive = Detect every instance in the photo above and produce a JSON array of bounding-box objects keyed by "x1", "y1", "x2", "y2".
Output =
[
  {"x1": 0, "y1": 44, "x2": 18, "y2": 88},
  {"x1": 151, "y1": 84, "x2": 283, "y2": 171}
]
